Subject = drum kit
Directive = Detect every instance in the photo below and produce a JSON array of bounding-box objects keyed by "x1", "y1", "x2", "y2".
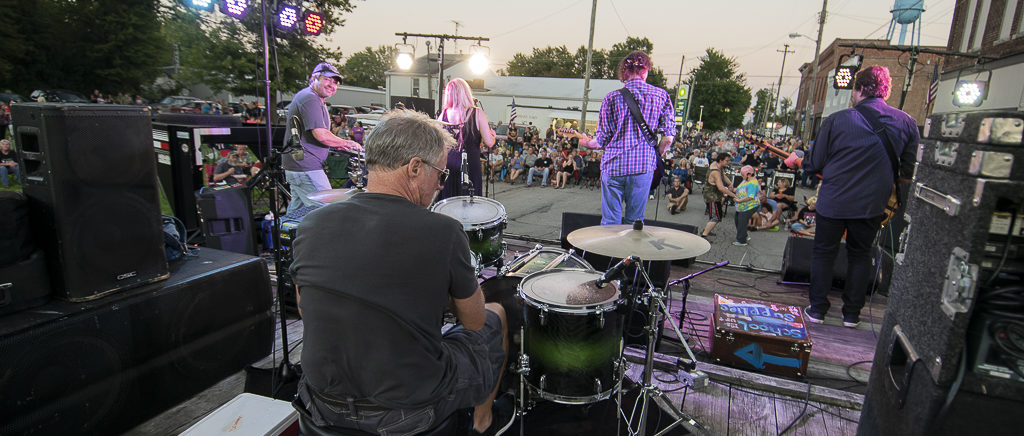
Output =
[{"x1": 306, "y1": 186, "x2": 718, "y2": 435}]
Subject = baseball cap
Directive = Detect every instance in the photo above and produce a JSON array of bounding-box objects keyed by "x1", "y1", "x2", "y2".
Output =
[
  {"x1": 311, "y1": 62, "x2": 342, "y2": 81},
  {"x1": 740, "y1": 165, "x2": 755, "y2": 176}
]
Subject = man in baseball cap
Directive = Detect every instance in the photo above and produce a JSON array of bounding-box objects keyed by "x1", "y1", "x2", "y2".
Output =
[{"x1": 282, "y1": 62, "x2": 361, "y2": 215}]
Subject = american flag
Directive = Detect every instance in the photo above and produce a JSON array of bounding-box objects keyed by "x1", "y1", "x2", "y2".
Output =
[
  {"x1": 509, "y1": 98, "x2": 517, "y2": 125},
  {"x1": 926, "y1": 63, "x2": 940, "y2": 113}
]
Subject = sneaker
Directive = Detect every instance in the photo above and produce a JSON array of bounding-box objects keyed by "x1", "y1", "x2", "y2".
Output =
[
  {"x1": 843, "y1": 317, "x2": 860, "y2": 328},
  {"x1": 803, "y1": 306, "x2": 825, "y2": 324},
  {"x1": 649, "y1": 194, "x2": 655, "y2": 200},
  {"x1": 470, "y1": 393, "x2": 515, "y2": 436},
  {"x1": 732, "y1": 241, "x2": 747, "y2": 246}
]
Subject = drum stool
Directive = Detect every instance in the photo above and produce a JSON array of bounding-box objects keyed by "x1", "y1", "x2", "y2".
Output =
[{"x1": 297, "y1": 410, "x2": 467, "y2": 436}]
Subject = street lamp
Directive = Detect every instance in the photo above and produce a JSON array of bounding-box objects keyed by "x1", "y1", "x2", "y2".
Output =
[
  {"x1": 698, "y1": 105, "x2": 704, "y2": 122},
  {"x1": 788, "y1": 32, "x2": 815, "y2": 42}
]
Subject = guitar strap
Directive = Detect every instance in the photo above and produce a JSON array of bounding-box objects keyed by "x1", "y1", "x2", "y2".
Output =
[
  {"x1": 853, "y1": 104, "x2": 903, "y2": 208},
  {"x1": 618, "y1": 88, "x2": 657, "y2": 146}
]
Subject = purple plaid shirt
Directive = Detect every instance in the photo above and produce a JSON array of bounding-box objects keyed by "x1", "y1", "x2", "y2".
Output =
[{"x1": 595, "y1": 78, "x2": 676, "y2": 177}]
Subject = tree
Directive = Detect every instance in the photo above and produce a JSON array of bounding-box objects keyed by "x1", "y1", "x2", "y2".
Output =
[
  {"x1": 686, "y1": 48, "x2": 751, "y2": 131},
  {"x1": 502, "y1": 37, "x2": 668, "y2": 91},
  {"x1": 0, "y1": 0, "x2": 167, "y2": 97},
  {"x1": 341, "y1": 46, "x2": 396, "y2": 90},
  {"x1": 749, "y1": 88, "x2": 775, "y2": 130}
]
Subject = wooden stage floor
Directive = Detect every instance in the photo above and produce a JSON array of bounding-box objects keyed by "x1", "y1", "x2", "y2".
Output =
[{"x1": 128, "y1": 238, "x2": 883, "y2": 435}]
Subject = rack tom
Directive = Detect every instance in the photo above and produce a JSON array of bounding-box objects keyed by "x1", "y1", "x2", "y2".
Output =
[{"x1": 430, "y1": 196, "x2": 507, "y2": 267}]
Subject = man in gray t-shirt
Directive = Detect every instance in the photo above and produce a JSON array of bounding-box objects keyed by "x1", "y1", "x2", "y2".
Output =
[{"x1": 282, "y1": 62, "x2": 362, "y2": 215}]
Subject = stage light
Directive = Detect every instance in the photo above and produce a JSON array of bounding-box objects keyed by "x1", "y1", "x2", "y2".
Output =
[
  {"x1": 189, "y1": 0, "x2": 215, "y2": 12},
  {"x1": 469, "y1": 43, "x2": 490, "y2": 75},
  {"x1": 833, "y1": 66, "x2": 856, "y2": 89},
  {"x1": 220, "y1": 0, "x2": 249, "y2": 19},
  {"x1": 276, "y1": 5, "x2": 299, "y2": 30},
  {"x1": 953, "y1": 80, "x2": 988, "y2": 107},
  {"x1": 303, "y1": 11, "x2": 324, "y2": 35},
  {"x1": 395, "y1": 42, "x2": 415, "y2": 70}
]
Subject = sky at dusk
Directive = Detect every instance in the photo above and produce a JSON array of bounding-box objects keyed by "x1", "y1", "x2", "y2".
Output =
[{"x1": 326, "y1": 0, "x2": 956, "y2": 105}]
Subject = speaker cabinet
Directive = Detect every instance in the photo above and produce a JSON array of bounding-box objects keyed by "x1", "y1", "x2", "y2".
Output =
[
  {"x1": 0, "y1": 248, "x2": 274, "y2": 436},
  {"x1": 196, "y1": 184, "x2": 257, "y2": 255},
  {"x1": 12, "y1": 103, "x2": 168, "y2": 301},
  {"x1": 780, "y1": 235, "x2": 849, "y2": 287}
]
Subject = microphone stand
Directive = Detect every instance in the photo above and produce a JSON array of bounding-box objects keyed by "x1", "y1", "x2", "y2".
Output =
[{"x1": 667, "y1": 261, "x2": 729, "y2": 332}]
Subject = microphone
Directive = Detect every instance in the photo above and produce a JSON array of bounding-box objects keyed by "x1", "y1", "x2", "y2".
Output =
[{"x1": 595, "y1": 256, "x2": 636, "y2": 288}]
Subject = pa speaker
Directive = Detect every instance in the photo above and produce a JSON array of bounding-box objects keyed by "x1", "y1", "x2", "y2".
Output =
[
  {"x1": 0, "y1": 248, "x2": 273, "y2": 436},
  {"x1": 196, "y1": 184, "x2": 258, "y2": 255},
  {"x1": 12, "y1": 103, "x2": 168, "y2": 301}
]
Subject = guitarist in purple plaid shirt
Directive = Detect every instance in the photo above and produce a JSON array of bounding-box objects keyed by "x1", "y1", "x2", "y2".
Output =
[{"x1": 575, "y1": 50, "x2": 676, "y2": 225}]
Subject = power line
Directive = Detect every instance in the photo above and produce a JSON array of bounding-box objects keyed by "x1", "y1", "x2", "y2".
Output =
[
  {"x1": 491, "y1": 0, "x2": 587, "y2": 38},
  {"x1": 607, "y1": 0, "x2": 631, "y2": 37}
]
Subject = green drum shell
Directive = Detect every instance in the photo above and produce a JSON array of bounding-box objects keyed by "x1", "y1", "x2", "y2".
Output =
[
  {"x1": 519, "y1": 269, "x2": 623, "y2": 404},
  {"x1": 429, "y1": 196, "x2": 506, "y2": 266}
]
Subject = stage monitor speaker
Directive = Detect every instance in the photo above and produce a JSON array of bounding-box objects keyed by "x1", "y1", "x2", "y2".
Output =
[
  {"x1": 0, "y1": 249, "x2": 51, "y2": 315},
  {"x1": 196, "y1": 184, "x2": 258, "y2": 255},
  {"x1": 12, "y1": 103, "x2": 168, "y2": 302},
  {"x1": 0, "y1": 248, "x2": 274, "y2": 436},
  {"x1": 0, "y1": 191, "x2": 33, "y2": 266},
  {"x1": 780, "y1": 235, "x2": 849, "y2": 288}
]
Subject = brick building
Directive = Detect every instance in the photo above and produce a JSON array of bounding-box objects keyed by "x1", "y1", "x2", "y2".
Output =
[
  {"x1": 793, "y1": 38, "x2": 944, "y2": 139},
  {"x1": 932, "y1": 0, "x2": 1024, "y2": 114}
]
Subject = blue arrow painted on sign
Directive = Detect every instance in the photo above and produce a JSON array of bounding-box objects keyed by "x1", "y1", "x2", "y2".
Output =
[{"x1": 734, "y1": 343, "x2": 801, "y2": 369}]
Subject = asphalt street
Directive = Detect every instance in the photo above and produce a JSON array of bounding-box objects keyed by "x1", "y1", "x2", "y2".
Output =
[{"x1": 470, "y1": 176, "x2": 820, "y2": 272}]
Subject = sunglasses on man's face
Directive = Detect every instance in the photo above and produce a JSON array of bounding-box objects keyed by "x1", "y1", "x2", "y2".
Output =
[{"x1": 424, "y1": 161, "x2": 450, "y2": 185}]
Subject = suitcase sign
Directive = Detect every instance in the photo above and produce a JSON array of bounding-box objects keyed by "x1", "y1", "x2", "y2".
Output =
[{"x1": 710, "y1": 294, "x2": 813, "y2": 377}]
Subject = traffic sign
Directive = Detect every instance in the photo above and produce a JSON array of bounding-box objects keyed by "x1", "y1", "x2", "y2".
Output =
[{"x1": 676, "y1": 100, "x2": 688, "y2": 117}]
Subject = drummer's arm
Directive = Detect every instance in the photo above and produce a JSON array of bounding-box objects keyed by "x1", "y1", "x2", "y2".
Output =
[{"x1": 450, "y1": 287, "x2": 487, "y2": 331}]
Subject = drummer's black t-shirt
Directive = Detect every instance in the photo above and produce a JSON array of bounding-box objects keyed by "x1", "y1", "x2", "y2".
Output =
[{"x1": 290, "y1": 192, "x2": 478, "y2": 409}]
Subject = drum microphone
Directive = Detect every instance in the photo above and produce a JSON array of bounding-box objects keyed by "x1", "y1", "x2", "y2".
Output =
[{"x1": 595, "y1": 256, "x2": 637, "y2": 288}]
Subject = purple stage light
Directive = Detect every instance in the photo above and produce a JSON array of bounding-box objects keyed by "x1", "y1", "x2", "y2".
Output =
[
  {"x1": 277, "y1": 5, "x2": 299, "y2": 30},
  {"x1": 221, "y1": 0, "x2": 249, "y2": 19}
]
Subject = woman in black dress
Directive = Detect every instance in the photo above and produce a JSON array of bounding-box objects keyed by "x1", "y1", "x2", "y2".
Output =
[{"x1": 437, "y1": 78, "x2": 495, "y2": 198}]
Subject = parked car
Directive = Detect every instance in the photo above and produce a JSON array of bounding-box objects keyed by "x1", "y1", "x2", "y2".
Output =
[
  {"x1": 328, "y1": 104, "x2": 357, "y2": 117},
  {"x1": 154, "y1": 96, "x2": 198, "y2": 113},
  {"x1": 494, "y1": 124, "x2": 527, "y2": 142},
  {"x1": 0, "y1": 91, "x2": 25, "y2": 104},
  {"x1": 29, "y1": 89, "x2": 90, "y2": 103},
  {"x1": 169, "y1": 101, "x2": 212, "y2": 114}
]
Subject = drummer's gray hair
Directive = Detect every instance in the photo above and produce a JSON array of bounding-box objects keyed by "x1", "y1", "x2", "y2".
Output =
[{"x1": 364, "y1": 110, "x2": 455, "y2": 171}]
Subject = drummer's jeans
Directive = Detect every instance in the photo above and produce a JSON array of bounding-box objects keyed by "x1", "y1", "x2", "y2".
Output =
[
  {"x1": 527, "y1": 167, "x2": 549, "y2": 186},
  {"x1": 600, "y1": 171, "x2": 653, "y2": 225},
  {"x1": 285, "y1": 169, "x2": 331, "y2": 215}
]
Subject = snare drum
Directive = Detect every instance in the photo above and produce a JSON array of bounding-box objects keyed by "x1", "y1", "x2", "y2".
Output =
[
  {"x1": 482, "y1": 247, "x2": 593, "y2": 339},
  {"x1": 519, "y1": 269, "x2": 624, "y2": 404},
  {"x1": 430, "y1": 196, "x2": 507, "y2": 267}
]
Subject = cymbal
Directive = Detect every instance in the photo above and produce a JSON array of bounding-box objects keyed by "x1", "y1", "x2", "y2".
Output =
[
  {"x1": 567, "y1": 224, "x2": 710, "y2": 260},
  {"x1": 308, "y1": 188, "x2": 363, "y2": 204}
]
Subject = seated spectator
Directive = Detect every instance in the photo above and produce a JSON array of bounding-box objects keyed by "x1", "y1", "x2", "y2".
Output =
[
  {"x1": 488, "y1": 150, "x2": 505, "y2": 182},
  {"x1": 553, "y1": 153, "x2": 575, "y2": 189},
  {"x1": 666, "y1": 177, "x2": 689, "y2": 214},
  {"x1": 523, "y1": 147, "x2": 538, "y2": 169},
  {"x1": 750, "y1": 191, "x2": 780, "y2": 231},
  {"x1": 0, "y1": 139, "x2": 20, "y2": 186},
  {"x1": 212, "y1": 152, "x2": 252, "y2": 184},
  {"x1": 692, "y1": 151, "x2": 709, "y2": 167},
  {"x1": 572, "y1": 151, "x2": 585, "y2": 185},
  {"x1": 527, "y1": 149, "x2": 553, "y2": 187},
  {"x1": 790, "y1": 196, "x2": 818, "y2": 237},
  {"x1": 507, "y1": 150, "x2": 525, "y2": 184},
  {"x1": 769, "y1": 178, "x2": 796, "y2": 223}
]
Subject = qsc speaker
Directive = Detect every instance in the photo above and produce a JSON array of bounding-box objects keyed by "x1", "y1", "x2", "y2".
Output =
[
  {"x1": 0, "y1": 248, "x2": 273, "y2": 436},
  {"x1": 780, "y1": 235, "x2": 849, "y2": 287},
  {"x1": 196, "y1": 184, "x2": 258, "y2": 255},
  {"x1": 12, "y1": 103, "x2": 168, "y2": 301}
]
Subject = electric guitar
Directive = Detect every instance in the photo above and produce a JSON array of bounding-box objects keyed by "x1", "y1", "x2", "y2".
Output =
[
  {"x1": 558, "y1": 127, "x2": 669, "y2": 189},
  {"x1": 744, "y1": 134, "x2": 899, "y2": 228}
]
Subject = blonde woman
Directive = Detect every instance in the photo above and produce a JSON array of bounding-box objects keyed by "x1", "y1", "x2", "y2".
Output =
[{"x1": 437, "y1": 78, "x2": 496, "y2": 198}]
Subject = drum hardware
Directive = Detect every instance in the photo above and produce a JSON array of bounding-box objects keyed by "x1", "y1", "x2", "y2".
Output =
[
  {"x1": 430, "y1": 196, "x2": 508, "y2": 268},
  {"x1": 666, "y1": 260, "x2": 730, "y2": 344}
]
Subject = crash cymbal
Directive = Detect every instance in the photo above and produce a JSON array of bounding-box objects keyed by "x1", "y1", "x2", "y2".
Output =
[
  {"x1": 308, "y1": 188, "x2": 363, "y2": 204},
  {"x1": 567, "y1": 223, "x2": 710, "y2": 260}
]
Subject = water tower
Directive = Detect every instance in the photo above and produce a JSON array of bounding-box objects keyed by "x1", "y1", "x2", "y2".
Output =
[{"x1": 886, "y1": 0, "x2": 925, "y2": 46}]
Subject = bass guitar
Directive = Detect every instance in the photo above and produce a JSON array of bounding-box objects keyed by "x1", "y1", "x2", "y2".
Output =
[{"x1": 744, "y1": 134, "x2": 899, "y2": 228}]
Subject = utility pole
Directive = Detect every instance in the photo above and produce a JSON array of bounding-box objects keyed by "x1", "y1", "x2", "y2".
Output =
[
  {"x1": 761, "y1": 82, "x2": 776, "y2": 135},
  {"x1": 675, "y1": 54, "x2": 685, "y2": 135},
  {"x1": 805, "y1": 0, "x2": 828, "y2": 139},
  {"x1": 775, "y1": 44, "x2": 795, "y2": 137},
  {"x1": 580, "y1": 0, "x2": 598, "y2": 134}
]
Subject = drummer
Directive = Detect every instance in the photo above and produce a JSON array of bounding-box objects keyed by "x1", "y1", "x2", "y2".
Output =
[{"x1": 290, "y1": 110, "x2": 515, "y2": 436}]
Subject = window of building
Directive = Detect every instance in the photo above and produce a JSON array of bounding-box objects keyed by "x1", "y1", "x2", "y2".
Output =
[
  {"x1": 1016, "y1": 0, "x2": 1024, "y2": 37},
  {"x1": 998, "y1": 0, "x2": 1017, "y2": 41},
  {"x1": 961, "y1": 0, "x2": 979, "y2": 52},
  {"x1": 412, "y1": 78, "x2": 420, "y2": 97},
  {"x1": 970, "y1": 0, "x2": 992, "y2": 51}
]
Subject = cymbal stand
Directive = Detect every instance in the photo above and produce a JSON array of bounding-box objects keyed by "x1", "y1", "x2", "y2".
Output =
[
  {"x1": 666, "y1": 260, "x2": 729, "y2": 333},
  {"x1": 622, "y1": 264, "x2": 707, "y2": 436}
]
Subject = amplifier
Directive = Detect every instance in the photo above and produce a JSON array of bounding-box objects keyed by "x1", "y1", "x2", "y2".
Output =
[{"x1": 708, "y1": 294, "x2": 812, "y2": 378}]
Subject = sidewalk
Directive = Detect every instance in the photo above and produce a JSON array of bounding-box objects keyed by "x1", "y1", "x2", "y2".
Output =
[{"x1": 478, "y1": 178, "x2": 818, "y2": 272}]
